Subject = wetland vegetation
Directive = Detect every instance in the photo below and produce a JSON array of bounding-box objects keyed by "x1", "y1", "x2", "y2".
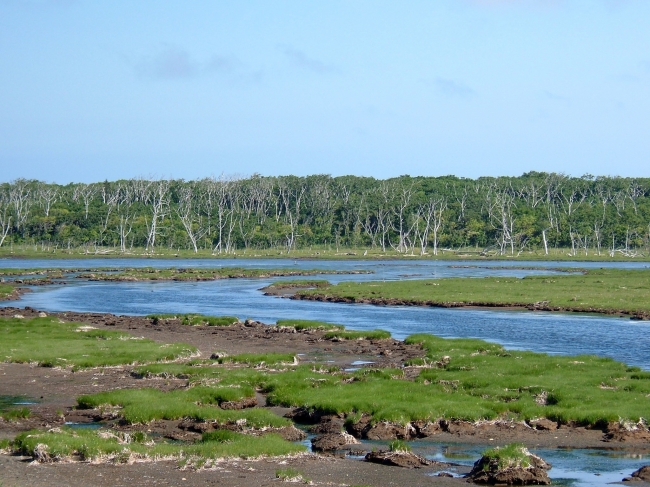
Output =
[
  {"x1": 0, "y1": 315, "x2": 196, "y2": 369},
  {"x1": 296, "y1": 268, "x2": 650, "y2": 319}
]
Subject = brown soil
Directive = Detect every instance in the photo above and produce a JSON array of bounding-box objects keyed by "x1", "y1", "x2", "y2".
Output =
[{"x1": 1, "y1": 307, "x2": 649, "y2": 487}]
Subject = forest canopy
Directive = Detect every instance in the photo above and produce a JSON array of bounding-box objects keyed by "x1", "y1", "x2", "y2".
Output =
[{"x1": 0, "y1": 173, "x2": 648, "y2": 257}]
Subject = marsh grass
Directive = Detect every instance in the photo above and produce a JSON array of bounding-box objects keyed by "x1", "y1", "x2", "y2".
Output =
[
  {"x1": 388, "y1": 439, "x2": 411, "y2": 453},
  {"x1": 215, "y1": 353, "x2": 298, "y2": 366},
  {"x1": 0, "y1": 283, "x2": 14, "y2": 299},
  {"x1": 259, "y1": 336, "x2": 650, "y2": 426},
  {"x1": 0, "y1": 316, "x2": 196, "y2": 369},
  {"x1": 11, "y1": 427, "x2": 304, "y2": 463},
  {"x1": 275, "y1": 319, "x2": 343, "y2": 331},
  {"x1": 300, "y1": 268, "x2": 650, "y2": 315},
  {"x1": 0, "y1": 407, "x2": 30, "y2": 421},
  {"x1": 78, "y1": 267, "x2": 356, "y2": 281},
  {"x1": 147, "y1": 314, "x2": 239, "y2": 326},
  {"x1": 481, "y1": 443, "x2": 531, "y2": 470},
  {"x1": 126, "y1": 338, "x2": 650, "y2": 427},
  {"x1": 77, "y1": 387, "x2": 287, "y2": 427},
  {"x1": 323, "y1": 329, "x2": 391, "y2": 340},
  {"x1": 276, "y1": 467, "x2": 309, "y2": 483},
  {"x1": 267, "y1": 280, "x2": 331, "y2": 289},
  {"x1": 3, "y1": 243, "x2": 648, "y2": 261}
]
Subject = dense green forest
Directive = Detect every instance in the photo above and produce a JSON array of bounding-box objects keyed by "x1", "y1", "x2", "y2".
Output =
[{"x1": 1, "y1": 173, "x2": 649, "y2": 256}]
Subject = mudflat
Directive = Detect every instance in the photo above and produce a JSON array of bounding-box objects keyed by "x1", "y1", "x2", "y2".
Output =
[{"x1": 1, "y1": 307, "x2": 649, "y2": 487}]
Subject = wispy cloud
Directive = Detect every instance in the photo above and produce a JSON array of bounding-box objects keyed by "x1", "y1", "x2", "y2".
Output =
[
  {"x1": 135, "y1": 46, "x2": 197, "y2": 79},
  {"x1": 543, "y1": 90, "x2": 571, "y2": 106},
  {"x1": 281, "y1": 46, "x2": 338, "y2": 74},
  {"x1": 432, "y1": 78, "x2": 476, "y2": 98},
  {"x1": 132, "y1": 45, "x2": 258, "y2": 83}
]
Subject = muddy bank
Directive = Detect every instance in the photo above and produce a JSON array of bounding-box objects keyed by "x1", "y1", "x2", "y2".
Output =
[
  {"x1": 0, "y1": 306, "x2": 422, "y2": 364},
  {"x1": 290, "y1": 411, "x2": 650, "y2": 450},
  {"x1": 0, "y1": 453, "x2": 468, "y2": 487},
  {"x1": 291, "y1": 292, "x2": 650, "y2": 320}
]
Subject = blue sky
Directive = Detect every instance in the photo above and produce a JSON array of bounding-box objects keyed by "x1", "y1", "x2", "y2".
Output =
[{"x1": 1, "y1": 0, "x2": 649, "y2": 183}]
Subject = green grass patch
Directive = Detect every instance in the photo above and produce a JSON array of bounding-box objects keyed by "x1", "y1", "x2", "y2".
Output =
[
  {"x1": 76, "y1": 267, "x2": 367, "y2": 281},
  {"x1": 299, "y1": 268, "x2": 650, "y2": 317},
  {"x1": 0, "y1": 283, "x2": 15, "y2": 299},
  {"x1": 0, "y1": 407, "x2": 31, "y2": 421},
  {"x1": 275, "y1": 319, "x2": 344, "y2": 331},
  {"x1": 147, "y1": 314, "x2": 239, "y2": 326},
  {"x1": 388, "y1": 439, "x2": 411, "y2": 453},
  {"x1": 266, "y1": 280, "x2": 331, "y2": 289},
  {"x1": 323, "y1": 329, "x2": 391, "y2": 340},
  {"x1": 216, "y1": 353, "x2": 298, "y2": 366},
  {"x1": 11, "y1": 427, "x2": 304, "y2": 463},
  {"x1": 481, "y1": 443, "x2": 531, "y2": 470},
  {"x1": 77, "y1": 386, "x2": 287, "y2": 427},
  {"x1": 255, "y1": 335, "x2": 650, "y2": 426},
  {"x1": 276, "y1": 467, "x2": 309, "y2": 483},
  {"x1": 0, "y1": 316, "x2": 196, "y2": 369}
]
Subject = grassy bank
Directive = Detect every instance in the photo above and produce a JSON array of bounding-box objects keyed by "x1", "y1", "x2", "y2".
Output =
[
  {"x1": 9, "y1": 427, "x2": 304, "y2": 464},
  {"x1": 0, "y1": 316, "x2": 196, "y2": 369},
  {"x1": 75, "y1": 266, "x2": 371, "y2": 281},
  {"x1": 1, "y1": 244, "x2": 649, "y2": 261},
  {"x1": 0, "y1": 282, "x2": 15, "y2": 299},
  {"x1": 147, "y1": 314, "x2": 240, "y2": 326},
  {"x1": 119, "y1": 342, "x2": 650, "y2": 426},
  {"x1": 297, "y1": 268, "x2": 650, "y2": 318},
  {"x1": 77, "y1": 387, "x2": 287, "y2": 426}
]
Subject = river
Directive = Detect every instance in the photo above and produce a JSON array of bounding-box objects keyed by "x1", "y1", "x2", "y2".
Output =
[{"x1": 2, "y1": 257, "x2": 650, "y2": 485}]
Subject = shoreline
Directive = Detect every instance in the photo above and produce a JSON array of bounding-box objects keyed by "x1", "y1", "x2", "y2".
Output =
[{"x1": 290, "y1": 292, "x2": 650, "y2": 320}]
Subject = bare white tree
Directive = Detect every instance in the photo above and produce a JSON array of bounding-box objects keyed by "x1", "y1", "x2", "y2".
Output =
[
  {"x1": 176, "y1": 184, "x2": 208, "y2": 253},
  {"x1": 278, "y1": 180, "x2": 306, "y2": 253},
  {"x1": 37, "y1": 184, "x2": 59, "y2": 217},
  {"x1": 143, "y1": 179, "x2": 170, "y2": 251},
  {"x1": 72, "y1": 183, "x2": 98, "y2": 220},
  {"x1": 416, "y1": 196, "x2": 446, "y2": 255},
  {"x1": 0, "y1": 192, "x2": 12, "y2": 247},
  {"x1": 9, "y1": 179, "x2": 33, "y2": 238},
  {"x1": 390, "y1": 183, "x2": 413, "y2": 253}
]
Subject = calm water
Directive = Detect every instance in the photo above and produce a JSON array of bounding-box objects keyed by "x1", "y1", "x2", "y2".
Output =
[{"x1": 2, "y1": 258, "x2": 648, "y2": 369}]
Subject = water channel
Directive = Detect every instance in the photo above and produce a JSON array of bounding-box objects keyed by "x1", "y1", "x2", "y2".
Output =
[{"x1": 2, "y1": 257, "x2": 649, "y2": 485}]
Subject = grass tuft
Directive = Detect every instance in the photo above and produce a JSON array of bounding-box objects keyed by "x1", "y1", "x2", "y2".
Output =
[
  {"x1": 77, "y1": 387, "x2": 287, "y2": 427},
  {"x1": 0, "y1": 407, "x2": 31, "y2": 421},
  {"x1": 216, "y1": 353, "x2": 298, "y2": 366},
  {"x1": 275, "y1": 319, "x2": 343, "y2": 331},
  {"x1": 276, "y1": 467, "x2": 309, "y2": 483},
  {"x1": 481, "y1": 443, "x2": 531, "y2": 470},
  {"x1": 388, "y1": 439, "x2": 411, "y2": 453},
  {"x1": 323, "y1": 329, "x2": 391, "y2": 340},
  {"x1": 11, "y1": 427, "x2": 304, "y2": 463},
  {"x1": 147, "y1": 314, "x2": 239, "y2": 326}
]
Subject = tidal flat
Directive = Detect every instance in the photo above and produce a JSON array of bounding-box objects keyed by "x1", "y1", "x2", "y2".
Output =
[{"x1": 1, "y1": 306, "x2": 650, "y2": 486}]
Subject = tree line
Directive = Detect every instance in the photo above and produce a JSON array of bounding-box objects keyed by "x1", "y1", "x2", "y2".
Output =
[{"x1": 1, "y1": 173, "x2": 649, "y2": 256}]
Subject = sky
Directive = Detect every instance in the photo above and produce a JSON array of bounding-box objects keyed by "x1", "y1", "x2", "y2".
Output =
[{"x1": 1, "y1": 0, "x2": 649, "y2": 183}]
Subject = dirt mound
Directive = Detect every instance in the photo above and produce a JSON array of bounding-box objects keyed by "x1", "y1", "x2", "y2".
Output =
[
  {"x1": 364, "y1": 450, "x2": 433, "y2": 468},
  {"x1": 605, "y1": 422, "x2": 650, "y2": 442},
  {"x1": 624, "y1": 465, "x2": 650, "y2": 482},
  {"x1": 311, "y1": 432, "x2": 359, "y2": 452},
  {"x1": 466, "y1": 449, "x2": 551, "y2": 485}
]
